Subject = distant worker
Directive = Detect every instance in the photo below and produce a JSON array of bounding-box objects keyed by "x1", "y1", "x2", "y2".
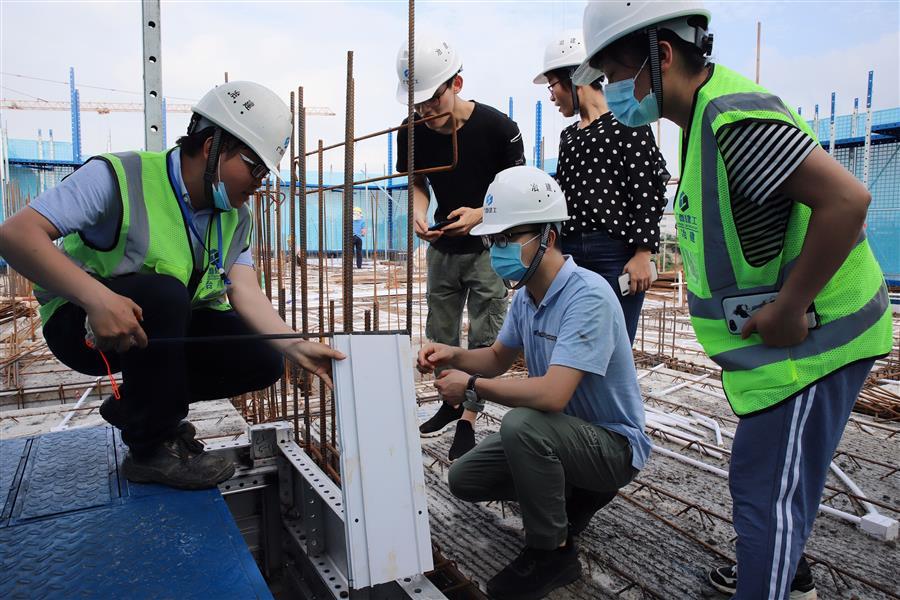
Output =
[
  {"x1": 0, "y1": 81, "x2": 344, "y2": 491},
  {"x1": 352, "y1": 206, "x2": 367, "y2": 269},
  {"x1": 535, "y1": 30, "x2": 669, "y2": 343},
  {"x1": 418, "y1": 166, "x2": 651, "y2": 600},
  {"x1": 396, "y1": 35, "x2": 526, "y2": 461},
  {"x1": 577, "y1": 1, "x2": 892, "y2": 597}
]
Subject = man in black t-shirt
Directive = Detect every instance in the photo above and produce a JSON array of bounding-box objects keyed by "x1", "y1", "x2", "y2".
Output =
[{"x1": 396, "y1": 35, "x2": 525, "y2": 461}]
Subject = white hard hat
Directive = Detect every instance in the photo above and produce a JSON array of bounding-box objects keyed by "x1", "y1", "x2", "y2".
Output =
[
  {"x1": 533, "y1": 30, "x2": 587, "y2": 84},
  {"x1": 395, "y1": 35, "x2": 462, "y2": 104},
  {"x1": 191, "y1": 81, "x2": 292, "y2": 176},
  {"x1": 573, "y1": 0, "x2": 711, "y2": 86},
  {"x1": 472, "y1": 166, "x2": 570, "y2": 236}
]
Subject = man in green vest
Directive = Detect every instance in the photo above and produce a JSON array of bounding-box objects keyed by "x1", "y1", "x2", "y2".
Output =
[
  {"x1": 577, "y1": 1, "x2": 891, "y2": 598},
  {"x1": 0, "y1": 81, "x2": 344, "y2": 490}
]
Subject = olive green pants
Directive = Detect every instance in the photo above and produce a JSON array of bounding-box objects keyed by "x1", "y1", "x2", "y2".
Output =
[
  {"x1": 448, "y1": 407, "x2": 635, "y2": 549},
  {"x1": 425, "y1": 246, "x2": 508, "y2": 350}
]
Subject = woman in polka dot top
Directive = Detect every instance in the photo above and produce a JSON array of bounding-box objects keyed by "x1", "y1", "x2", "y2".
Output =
[{"x1": 536, "y1": 32, "x2": 669, "y2": 343}]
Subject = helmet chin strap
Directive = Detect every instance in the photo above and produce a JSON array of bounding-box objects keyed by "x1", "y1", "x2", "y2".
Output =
[
  {"x1": 505, "y1": 223, "x2": 552, "y2": 290},
  {"x1": 568, "y1": 68, "x2": 581, "y2": 114},
  {"x1": 203, "y1": 127, "x2": 224, "y2": 210},
  {"x1": 647, "y1": 26, "x2": 665, "y2": 118}
]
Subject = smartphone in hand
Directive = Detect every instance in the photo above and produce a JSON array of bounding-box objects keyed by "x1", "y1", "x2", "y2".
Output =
[
  {"x1": 618, "y1": 262, "x2": 659, "y2": 296},
  {"x1": 428, "y1": 216, "x2": 461, "y2": 232}
]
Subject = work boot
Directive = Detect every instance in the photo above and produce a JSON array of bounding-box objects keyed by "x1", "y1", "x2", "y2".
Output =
[
  {"x1": 707, "y1": 556, "x2": 817, "y2": 599},
  {"x1": 122, "y1": 435, "x2": 234, "y2": 490},
  {"x1": 419, "y1": 401, "x2": 464, "y2": 437},
  {"x1": 566, "y1": 487, "x2": 617, "y2": 537},
  {"x1": 448, "y1": 420, "x2": 476, "y2": 462},
  {"x1": 486, "y1": 538, "x2": 581, "y2": 600},
  {"x1": 101, "y1": 395, "x2": 203, "y2": 451}
]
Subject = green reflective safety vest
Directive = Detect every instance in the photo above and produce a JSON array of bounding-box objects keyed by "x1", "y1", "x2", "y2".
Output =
[
  {"x1": 35, "y1": 150, "x2": 253, "y2": 324},
  {"x1": 674, "y1": 64, "x2": 891, "y2": 416}
]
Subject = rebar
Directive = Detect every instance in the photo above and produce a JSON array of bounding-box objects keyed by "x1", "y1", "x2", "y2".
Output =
[
  {"x1": 343, "y1": 51, "x2": 355, "y2": 332},
  {"x1": 406, "y1": 0, "x2": 415, "y2": 335}
]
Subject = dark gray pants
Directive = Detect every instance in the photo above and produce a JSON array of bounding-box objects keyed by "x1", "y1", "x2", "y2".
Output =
[{"x1": 448, "y1": 407, "x2": 635, "y2": 549}]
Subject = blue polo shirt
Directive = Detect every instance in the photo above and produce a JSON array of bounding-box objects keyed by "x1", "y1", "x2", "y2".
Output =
[{"x1": 496, "y1": 256, "x2": 651, "y2": 471}]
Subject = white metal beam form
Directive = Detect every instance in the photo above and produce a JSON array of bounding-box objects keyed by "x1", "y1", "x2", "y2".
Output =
[{"x1": 331, "y1": 334, "x2": 434, "y2": 589}]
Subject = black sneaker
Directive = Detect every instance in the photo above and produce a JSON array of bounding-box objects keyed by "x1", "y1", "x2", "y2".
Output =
[
  {"x1": 448, "y1": 420, "x2": 476, "y2": 462},
  {"x1": 566, "y1": 488, "x2": 617, "y2": 537},
  {"x1": 420, "y1": 402, "x2": 464, "y2": 437},
  {"x1": 122, "y1": 435, "x2": 234, "y2": 490},
  {"x1": 486, "y1": 540, "x2": 581, "y2": 600},
  {"x1": 707, "y1": 557, "x2": 817, "y2": 599}
]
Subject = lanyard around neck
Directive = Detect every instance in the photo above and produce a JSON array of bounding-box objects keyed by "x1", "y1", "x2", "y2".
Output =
[{"x1": 167, "y1": 157, "x2": 231, "y2": 286}]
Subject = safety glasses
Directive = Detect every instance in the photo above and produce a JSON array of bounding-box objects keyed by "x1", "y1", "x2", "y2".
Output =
[
  {"x1": 414, "y1": 72, "x2": 458, "y2": 113},
  {"x1": 481, "y1": 229, "x2": 541, "y2": 249},
  {"x1": 239, "y1": 153, "x2": 270, "y2": 180}
]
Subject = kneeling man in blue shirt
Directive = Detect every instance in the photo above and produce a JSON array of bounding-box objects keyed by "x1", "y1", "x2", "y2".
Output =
[{"x1": 417, "y1": 166, "x2": 652, "y2": 600}]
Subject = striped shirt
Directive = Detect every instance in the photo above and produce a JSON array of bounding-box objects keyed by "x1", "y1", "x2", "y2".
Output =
[{"x1": 716, "y1": 121, "x2": 817, "y2": 266}]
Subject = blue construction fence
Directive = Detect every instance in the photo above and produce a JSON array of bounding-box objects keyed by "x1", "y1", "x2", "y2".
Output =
[
  {"x1": 808, "y1": 108, "x2": 900, "y2": 281},
  {"x1": 256, "y1": 182, "x2": 434, "y2": 257}
]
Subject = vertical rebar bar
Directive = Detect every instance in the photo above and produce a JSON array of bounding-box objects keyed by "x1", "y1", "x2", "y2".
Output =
[
  {"x1": 317, "y1": 140, "x2": 325, "y2": 334},
  {"x1": 264, "y1": 180, "x2": 273, "y2": 301},
  {"x1": 276, "y1": 176, "x2": 284, "y2": 321},
  {"x1": 406, "y1": 0, "x2": 415, "y2": 335},
  {"x1": 319, "y1": 379, "x2": 327, "y2": 466},
  {"x1": 289, "y1": 91, "x2": 297, "y2": 331},
  {"x1": 365, "y1": 310, "x2": 371, "y2": 332},
  {"x1": 329, "y1": 300, "x2": 336, "y2": 334},
  {"x1": 254, "y1": 192, "x2": 264, "y2": 288},
  {"x1": 372, "y1": 186, "x2": 378, "y2": 326},
  {"x1": 299, "y1": 88, "x2": 309, "y2": 336},
  {"x1": 343, "y1": 51, "x2": 355, "y2": 332}
]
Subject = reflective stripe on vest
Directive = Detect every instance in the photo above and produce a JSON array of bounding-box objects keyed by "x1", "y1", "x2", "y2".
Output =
[
  {"x1": 674, "y1": 65, "x2": 891, "y2": 416},
  {"x1": 35, "y1": 150, "x2": 253, "y2": 323}
]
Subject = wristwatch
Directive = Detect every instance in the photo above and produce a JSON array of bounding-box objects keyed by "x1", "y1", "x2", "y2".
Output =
[{"x1": 465, "y1": 374, "x2": 482, "y2": 405}]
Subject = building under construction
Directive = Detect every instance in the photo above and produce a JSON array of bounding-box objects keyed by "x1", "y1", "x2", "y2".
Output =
[{"x1": 1, "y1": 2, "x2": 899, "y2": 599}]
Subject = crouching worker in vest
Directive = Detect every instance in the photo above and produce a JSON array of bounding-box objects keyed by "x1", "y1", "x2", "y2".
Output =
[
  {"x1": 0, "y1": 82, "x2": 345, "y2": 490},
  {"x1": 416, "y1": 166, "x2": 652, "y2": 600},
  {"x1": 577, "y1": 2, "x2": 892, "y2": 598}
]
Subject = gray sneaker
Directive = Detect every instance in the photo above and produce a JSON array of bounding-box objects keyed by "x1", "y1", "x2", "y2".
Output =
[{"x1": 123, "y1": 436, "x2": 234, "y2": 490}]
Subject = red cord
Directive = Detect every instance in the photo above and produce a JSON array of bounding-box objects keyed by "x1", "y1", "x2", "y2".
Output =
[{"x1": 84, "y1": 339, "x2": 121, "y2": 400}]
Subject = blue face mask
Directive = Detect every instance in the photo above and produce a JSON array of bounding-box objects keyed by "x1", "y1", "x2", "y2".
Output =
[
  {"x1": 604, "y1": 57, "x2": 660, "y2": 127},
  {"x1": 212, "y1": 157, "x2": 234, "y2": 212},
  {"x1": 489, "y1": 234, "x2": 539, "y2": 281}
]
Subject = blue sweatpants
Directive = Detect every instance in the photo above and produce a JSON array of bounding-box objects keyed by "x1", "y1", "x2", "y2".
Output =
[{"x1": 729, "y1": 359, "x2": 875, "y2": 599}]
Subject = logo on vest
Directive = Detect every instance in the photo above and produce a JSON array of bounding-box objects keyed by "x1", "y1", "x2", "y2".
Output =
[{"x1": 678, "y1": 191, "x2": 689, "y2": 211}]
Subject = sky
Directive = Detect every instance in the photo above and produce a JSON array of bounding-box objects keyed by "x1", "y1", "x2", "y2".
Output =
[{"x1": 1, "y1": 0, "x2": 898, "y2": 180}]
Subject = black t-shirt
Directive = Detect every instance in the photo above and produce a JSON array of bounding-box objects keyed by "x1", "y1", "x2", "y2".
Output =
[
  {"x1": 397, "y1": 101, "x2": 525, "y2": 254},
  {"x1": 555, "y1": 112, "x2": 669, "y2": 252}
]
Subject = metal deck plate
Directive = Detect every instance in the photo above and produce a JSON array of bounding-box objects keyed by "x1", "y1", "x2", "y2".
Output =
[{"x1": 0, "y1": 426, "x2": 272, "y2": 599}]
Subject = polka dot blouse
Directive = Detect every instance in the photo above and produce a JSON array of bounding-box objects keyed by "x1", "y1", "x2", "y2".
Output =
[{"x1": 555, "y1": 112, "x2": 669, "y2": 252}]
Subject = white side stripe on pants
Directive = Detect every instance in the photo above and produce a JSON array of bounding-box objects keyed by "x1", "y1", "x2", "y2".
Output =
[{"x1": 767, "y1": 385, "x2": 817, "y2": 600}]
